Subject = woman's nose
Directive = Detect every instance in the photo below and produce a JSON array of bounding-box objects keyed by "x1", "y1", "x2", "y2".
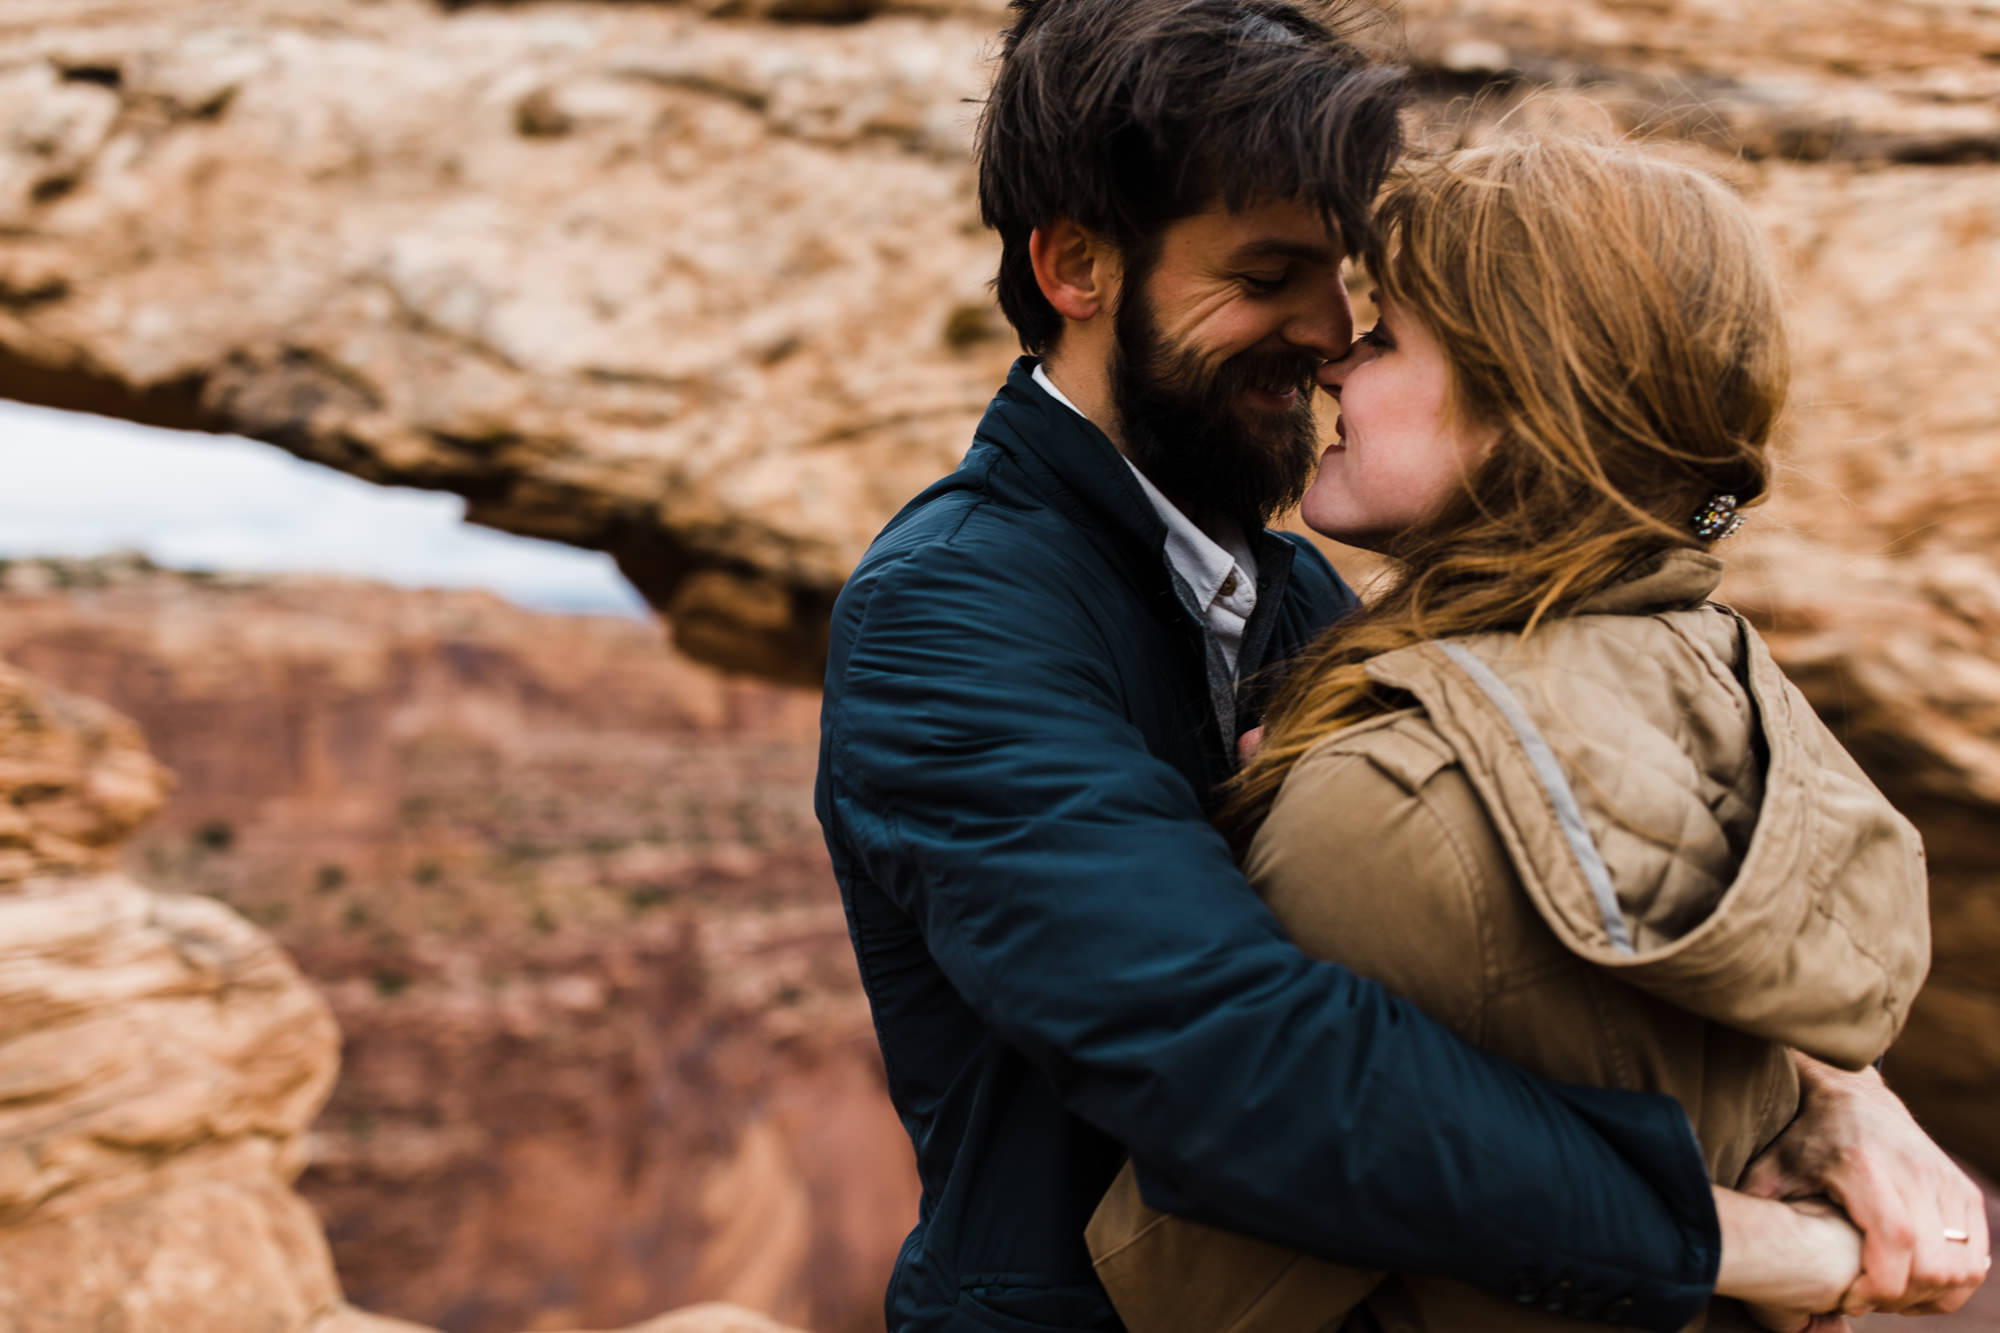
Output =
[
  {"x1": 1317, "y1": 332, "x2": 1383, "y2": 390},
  {"x1": 1316, "y1": 347, "x2": 1359, "y2": 392}
]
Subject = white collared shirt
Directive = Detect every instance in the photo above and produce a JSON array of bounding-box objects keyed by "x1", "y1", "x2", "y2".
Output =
[{"x1": 1033, "y1": 363, "x2": 1260, "y2": 677}]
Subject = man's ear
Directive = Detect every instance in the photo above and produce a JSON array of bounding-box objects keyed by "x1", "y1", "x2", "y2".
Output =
[{"x1": 1029, "y1": 217, "x2": 1119, "y2": 324}]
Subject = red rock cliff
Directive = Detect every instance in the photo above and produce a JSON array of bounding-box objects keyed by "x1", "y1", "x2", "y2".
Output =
[{"x1": 0, "y1": 558, "x2": 915, "y2": 1333}]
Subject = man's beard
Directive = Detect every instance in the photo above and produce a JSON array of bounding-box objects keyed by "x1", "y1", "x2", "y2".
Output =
[{"x1": 1110, "y1": 281, "x2": 1322, "y2": 528}]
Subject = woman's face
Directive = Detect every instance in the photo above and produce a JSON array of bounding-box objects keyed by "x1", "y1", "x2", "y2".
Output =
[{"x1": 1299, "y1": 298, "x2": 1495, "y2": 550}]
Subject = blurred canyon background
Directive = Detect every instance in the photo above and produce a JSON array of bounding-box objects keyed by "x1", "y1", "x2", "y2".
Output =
[{"x1": 0, "y1": 0, "x2": 1997, "y2": 1331}]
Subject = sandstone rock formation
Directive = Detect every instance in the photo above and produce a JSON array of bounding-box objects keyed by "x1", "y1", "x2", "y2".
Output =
[
  {"x1": 1, "y1": 635, "x2": 850, "y2": 1333},
  {"x1": 1, "y1": 0, "x2": 1995, "y2": 679},
  {"x1": 0, "y1": 656, "x2": 418, "y2": 1333},
  {"x1": 291, "y1": 902, "x2": 911, "y2": 1333},
  {"x1": 0, "y1": 0, "x2": 1021, "y2": 684},
  {"x1": 5, "y1": 559, "x2": 1998, "y2": 1330},
  {"x1": 0, "y1": 654, "x2": 170, "y2": 881},
  {"x1": 0, "y1": 873, "x2": 434, "y2": 1333},
  {"x1": 0, "y1": 551, "x2": 820, "y2": 875},
  {"x1": 8, "y1": 0, "x2": 1992, "y2": 1177},
  {"x1": 0, "y1": 557, "x2": 913, "y2": 1333},
  {"x1": 1, "y1": 0, "x2": 1998, "y2": 1318}
]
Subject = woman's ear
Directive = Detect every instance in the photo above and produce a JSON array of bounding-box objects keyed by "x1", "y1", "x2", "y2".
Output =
[{"x1": 1029, "y1": 217, "x2": 1119, "y2": 324}]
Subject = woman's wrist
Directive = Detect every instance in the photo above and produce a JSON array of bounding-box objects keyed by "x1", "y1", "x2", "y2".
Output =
[{"x1": 1712, "y1": 1187, "x2": 1862, "y2": 1312}]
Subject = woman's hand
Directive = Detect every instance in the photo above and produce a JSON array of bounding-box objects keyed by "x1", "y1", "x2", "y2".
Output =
[
  {"x1": 1714, "y1": 1188, "x2": 1862, "y2": 1324},
  {"x1": 1746, "y1": 1315, "x2": 1851, "y2": 1333},
  {"x1": 1237, "y1": 725, "x2": 1266, "y2": 764},
  {"x1": 1742, "y1": 1055, "x2": 1991, "y2": 1315}
]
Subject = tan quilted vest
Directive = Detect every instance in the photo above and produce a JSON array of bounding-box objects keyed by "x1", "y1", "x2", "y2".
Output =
[{"x1": 1088, "y1": 550, "x2": 1931, "y2": 1333}]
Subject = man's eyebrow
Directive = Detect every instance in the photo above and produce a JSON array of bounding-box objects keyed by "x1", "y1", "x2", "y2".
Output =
[{"x1": 1229, "y1": 239, "x2": 1340, "y2": 266}]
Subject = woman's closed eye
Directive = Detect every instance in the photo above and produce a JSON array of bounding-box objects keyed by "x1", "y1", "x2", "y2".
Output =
[{"x1": 1357, "y1": 324, "x2": 1393, "y2": 351}]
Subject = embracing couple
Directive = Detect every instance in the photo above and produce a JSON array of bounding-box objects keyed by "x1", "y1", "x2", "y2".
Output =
[{"x1": 813, "y1": 2, "x2": 1991, "y2": 1331}]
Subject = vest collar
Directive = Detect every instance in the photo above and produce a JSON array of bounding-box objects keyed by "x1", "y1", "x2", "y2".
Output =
[{"x1": 1576, "y1": 549, "x2": 1725, "y2": 615}]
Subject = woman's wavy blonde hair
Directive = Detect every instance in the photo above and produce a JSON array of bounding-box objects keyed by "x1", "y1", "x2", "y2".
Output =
[{"x1": 1220, "y1": 134, "x2": 1791, "y2": 845}]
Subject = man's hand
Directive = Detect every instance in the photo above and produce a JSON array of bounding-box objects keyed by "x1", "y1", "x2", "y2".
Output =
[{"x1": 1741, "y1": 1054, "x2": 1991, "y2": 1315}]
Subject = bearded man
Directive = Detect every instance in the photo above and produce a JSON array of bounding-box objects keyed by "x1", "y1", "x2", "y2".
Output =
[{"x1": 814, "y1": 4, "x2": 1985, "y2": 1332}]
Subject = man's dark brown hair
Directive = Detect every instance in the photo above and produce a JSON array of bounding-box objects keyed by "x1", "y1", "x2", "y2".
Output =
[{"x1": 976, "y1": 0, "x2": 1405, "y2": 354}]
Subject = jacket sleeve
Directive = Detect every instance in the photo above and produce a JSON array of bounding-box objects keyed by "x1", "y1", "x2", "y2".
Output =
[{"x1": 822, "y1": 536, "x2": 1721, "y2": 1331}]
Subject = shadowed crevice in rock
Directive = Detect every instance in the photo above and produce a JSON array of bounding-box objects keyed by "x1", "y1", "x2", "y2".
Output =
[
  {"x1": 607, "y1": 528, "x2": 837, "y2": 688},
  {"x1": 0, "y1": 345, "x2": 208, "y2": 434},
  {"x1": 0, "y1": 335, "x2": 842, "y2": 683}
]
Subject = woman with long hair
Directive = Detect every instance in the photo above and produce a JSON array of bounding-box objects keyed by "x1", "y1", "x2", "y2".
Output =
[{"x1": 1085, "y1": 135, "x2": 1951, "y2": 1331}]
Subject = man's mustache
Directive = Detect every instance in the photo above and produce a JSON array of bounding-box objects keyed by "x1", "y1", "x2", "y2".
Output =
[{"x1": 1209, "y1": 349, "x2": 1322, "y2": 402}]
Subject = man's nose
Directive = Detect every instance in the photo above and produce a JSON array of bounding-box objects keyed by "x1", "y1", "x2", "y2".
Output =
[{"x1": 1284, "y1": 282, "x2": 1355, "y2": 360}]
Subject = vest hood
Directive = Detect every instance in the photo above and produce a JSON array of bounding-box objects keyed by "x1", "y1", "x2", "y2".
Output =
[{"x1": 1363, "y1": 550, "x2": 1930, "y2": 1069}]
